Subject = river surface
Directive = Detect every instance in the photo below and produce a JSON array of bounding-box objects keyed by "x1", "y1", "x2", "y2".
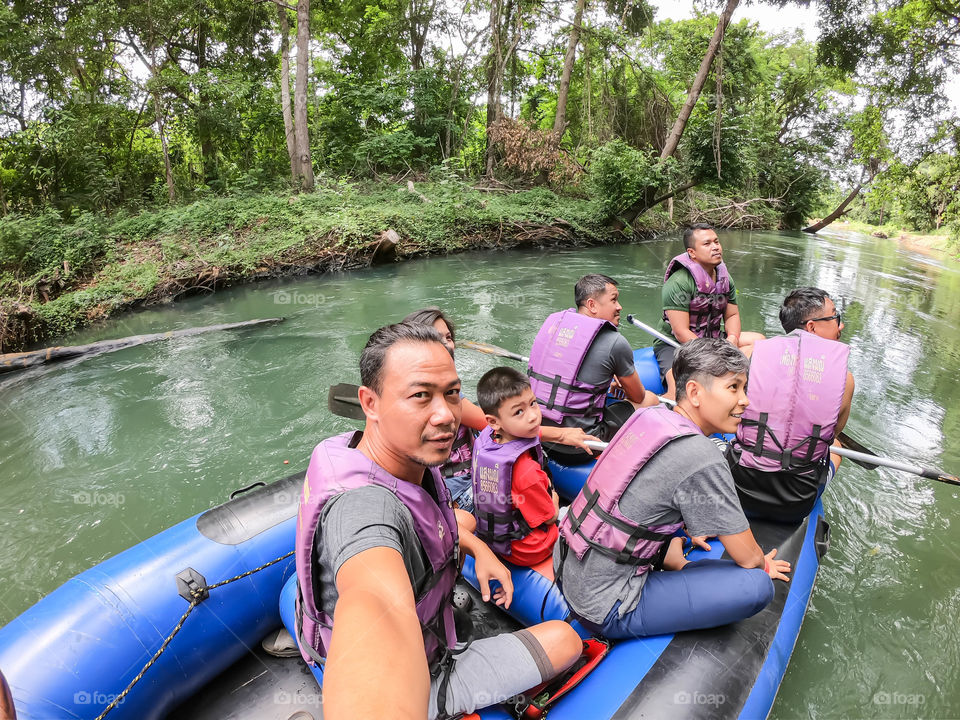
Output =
[{"x1": 2, "y1": 229, "x2": 959, "y2": 718}]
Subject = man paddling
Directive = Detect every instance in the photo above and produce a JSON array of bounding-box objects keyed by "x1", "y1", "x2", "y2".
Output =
[
  {"x1": 728, "y1": 287, "x2": 855, "y2": 523},
  {"x1": 295, "y1": 322, "x2": 581, "y2": 720},
  {"x1": 654, "y1": 224, "x2": 765, "y2": 397},
  {"x1": 528, "y1": 274, "x2": 659, "y2": 464},
  {"x1": 555, "y1": 338, "x2": 790, "y2": 639}
]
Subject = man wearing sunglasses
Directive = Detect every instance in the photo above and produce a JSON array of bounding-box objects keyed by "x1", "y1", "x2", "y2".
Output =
[{"x1": 726, "y1": 287, "x2": 855, "y2": 523}]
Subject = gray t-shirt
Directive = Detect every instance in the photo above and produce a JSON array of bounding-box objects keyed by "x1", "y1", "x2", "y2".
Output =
[
  {"x1": 562, "y1": 329, "x2": 636, "y2": 431},
  {"x1": 554, "y1": 433, "x2": 749, "y2": 624},
  {"x1": 313, "y1": 484, "x2": 430, "y2": 614}
]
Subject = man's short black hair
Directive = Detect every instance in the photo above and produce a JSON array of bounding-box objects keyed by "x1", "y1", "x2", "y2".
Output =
[
  {"x1": 360, "y1": 322, "x2": 445, "y2": 394},
  {"x1": 575, "y1": 274, "x2": 618, "y2": 308},
  {"x1": 673, "y1": 337, "x2": 749, "y2": 402},
  {"x1": 780, "y1": 287, "x2": 831, "y2": 333},
  {"x1": 402, "y1": 307, "x2": 455, "y2": 341},
  {"x1": 682, "y1": 223, "x2": 715, "y2": 250},
  {"x1": 477, "y1": 366, "x2": 532, "y2": 415}
]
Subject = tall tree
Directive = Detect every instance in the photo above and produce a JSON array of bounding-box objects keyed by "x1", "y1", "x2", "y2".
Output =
[
  {"x1": 553, "y1": 0, "x2": 586, "y2": 136},
  {"x1": 294, "y1": 0, "x2": 314, "y2": 191},
  {"x1": 278, "y1": 3, "x2": 300, "y2": 183},
  {"x1": 659, "y1": 0, "x2": 738, "y2": 160}
]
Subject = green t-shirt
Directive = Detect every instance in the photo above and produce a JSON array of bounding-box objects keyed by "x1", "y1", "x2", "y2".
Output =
[{"x1": 655, "y1": 266, "x2": 738, "y2": 344}]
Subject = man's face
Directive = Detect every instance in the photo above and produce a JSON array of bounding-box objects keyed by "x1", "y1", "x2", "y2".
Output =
[
  {"x1": 804, "y1": 297, "x2": 844, "y2": 341},
  {"x1": 371, "y1": 341, "x2": 462, "y2": 468},
  {"x1": 432, "y1": 317, "x2": 456, "y2": 357},
  {"x1": 590, "y1": 283, "x2": 622, "y2": 326},
  {"x1": 692, "y1": 371, "x2": 749, "y2": 435},
  {"x1": 687, "y1": 229, "x2": 723, "y2": 268}
]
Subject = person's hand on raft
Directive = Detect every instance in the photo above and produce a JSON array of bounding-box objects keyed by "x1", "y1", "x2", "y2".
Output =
[
  {"x1": 474, "y1": 545, "x2": 514, "y2": 609},
  {"x1": 764, "y1": 548, "x2": 791, "y2": 582},
  {"x1": 684, "y1": 528, "x2": 714, "y2": 552},
  {"x1": 542, "y1": 426, "x2": 604, "y2": 456}
]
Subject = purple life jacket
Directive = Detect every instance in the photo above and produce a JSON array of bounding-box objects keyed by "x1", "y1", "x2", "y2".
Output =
[
  {"x1": 441, "y1": 423, "x2": 474, "y2": 481},
  {"x1": 559, "y1": 406, "x2": 697, "y2": 575},
  {"x1": 735, "y1": 330, "x2": 850, "y2": 473},
  {"x1": 663, "y1": 253, "x2": 731, "y2": 339},
  {"x1": 527, "y1": 309, "x2": 615, "y2": 423},
  {"x1": 471, "y1": 427, "x2": 546, "y2": 555},
  {"x1": 294, "y1": 431, "x2": 459, "y2": 670}
]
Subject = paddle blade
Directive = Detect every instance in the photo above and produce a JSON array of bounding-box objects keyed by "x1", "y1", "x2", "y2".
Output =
[
  {"x1": 455, "y1": 340, "x2": 528, "y2": 364},
  {"x1": 327, "y1": 383, "x2": 365, "y2": 421},
  {"x1": 837, "y1": 431, "x2": 879, "y2": 470}
]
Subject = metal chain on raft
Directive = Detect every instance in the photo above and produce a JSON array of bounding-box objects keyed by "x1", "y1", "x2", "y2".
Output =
[{"x1": 93, "y1": 550, "x2": 295, "y2": 720}]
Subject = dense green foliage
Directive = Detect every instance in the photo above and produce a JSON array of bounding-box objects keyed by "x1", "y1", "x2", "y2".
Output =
[{"x1": 0, "y1": 0, "x2": 957, "y2": 349}]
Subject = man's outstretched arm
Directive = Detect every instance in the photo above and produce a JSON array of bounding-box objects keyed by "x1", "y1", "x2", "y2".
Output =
[{"x1": 324, "y1": 547, "x2": 430, "y2": 720}]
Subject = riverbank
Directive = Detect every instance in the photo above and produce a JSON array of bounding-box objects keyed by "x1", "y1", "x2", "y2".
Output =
[
  {"x1": 827, "y1": 220, "x2": 959, "y2": 259},
  {"x1": 0, "y1": 182, "x2": 611, "y2": 352},
  {"x1": 0, "y1": 179, "x2": 788, "y2": 353}
]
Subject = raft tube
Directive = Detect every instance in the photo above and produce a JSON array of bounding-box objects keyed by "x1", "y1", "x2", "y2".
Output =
[{"x1": 0, "y1": 476, "x2": 300, "y2": 720}]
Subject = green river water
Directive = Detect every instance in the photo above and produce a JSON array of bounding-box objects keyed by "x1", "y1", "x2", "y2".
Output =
[{"x1": 1, "y1": 228, "x2": 959, "y2": 718}]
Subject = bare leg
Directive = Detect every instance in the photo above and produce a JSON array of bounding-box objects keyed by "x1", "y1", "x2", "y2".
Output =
[{"x1": 523, "y1": 620, "x2": 582, "y2": 674}]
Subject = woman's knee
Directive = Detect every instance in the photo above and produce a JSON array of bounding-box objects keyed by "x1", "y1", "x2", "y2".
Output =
[
  {"x1": 746, "y1": 568, "x2": 775, "y2": 613},
  {"x1": 527, "y1": 620, "x2": 582, "y2": 674}
]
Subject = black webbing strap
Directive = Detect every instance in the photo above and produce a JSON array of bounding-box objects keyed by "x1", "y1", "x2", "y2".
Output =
[
  {"x1": 740, "y1": 416, "x2": 830, "y2": 471},
  {"x1": 566, "y1": 486, "x2": 674, "y2": 566},
  {"x1": 478, "y1": 508, "x2": 532, "y2": 544},
  {"x1": 441, "y1": 460, "x2": 471, "y2": 478},
  {"x1": 528, "y1": 369, "x2": 608, "y2": 415},
  {"x1": 295, "y1": 583, "x2": 329, "y2": 666}
]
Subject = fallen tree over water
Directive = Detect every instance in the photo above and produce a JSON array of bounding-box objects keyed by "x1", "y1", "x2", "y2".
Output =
[{"x1": 0, "y1": 317, "x2": 284, "y2": 374}]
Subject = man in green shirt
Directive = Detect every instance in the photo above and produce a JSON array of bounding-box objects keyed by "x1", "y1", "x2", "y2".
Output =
[{"x1": 654, "y1": 224, "x2": 764, "y2": 397}]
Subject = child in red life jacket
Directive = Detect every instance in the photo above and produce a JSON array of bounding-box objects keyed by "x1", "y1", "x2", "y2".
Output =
[{"x1": 470, "y1": 366, "x2": 560, "y2": 570}]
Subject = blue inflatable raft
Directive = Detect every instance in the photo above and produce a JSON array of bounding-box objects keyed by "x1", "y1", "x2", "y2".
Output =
[{"x1": 0, "y1": 349, "x2": 830, "y2": 720}]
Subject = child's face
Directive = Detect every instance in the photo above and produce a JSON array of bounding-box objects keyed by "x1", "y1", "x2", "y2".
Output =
[{"x1": 488, "y1": 388, "x2": 542, "y2": 442}]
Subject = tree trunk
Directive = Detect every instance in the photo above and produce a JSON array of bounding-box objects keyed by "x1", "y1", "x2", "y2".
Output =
[
  {"x1": 554, "y1": 0, "x2": 586, "y2": 136},
  {"x1": 279, "y1": 5, "x2": 299, "y2": 183},
  {"x1": 609, "y1": 0, "x2": 738, "y2": 232},
  {"x1": 154, "y1": 94, "x2": 176, "y2": 203},
  {"x1": 803, "y1": 183, "x2": 866, "y2": 233},
  {"x1": 485, "y1": 0, "x2": 504, "y2": 177},
  {"x1": 408, "y1": 0, "x2": 436, "y2": 72},
  {"x1": 196, "y1": 18, "x2": 216, "y2": 184},
  {"x1": 294, "y1": 0, "x2": 314, "y2": 191},
  {"x1": 659, "y1": 0, "x2": 738, "y2": 160}
]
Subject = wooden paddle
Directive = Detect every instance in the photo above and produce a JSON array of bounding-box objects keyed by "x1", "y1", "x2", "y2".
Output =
[
  {"x1": 455, "y1": 340, "x2": 529, "y2": 364},
  {"x1": 327, "y1": 383, "x2": 365, "y2": 421}
]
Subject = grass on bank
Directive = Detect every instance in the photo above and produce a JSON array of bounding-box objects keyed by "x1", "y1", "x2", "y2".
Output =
[
  {"x1": 826, "y1": 219, "x2": 960, "y2": 257},
  {"x1": 0, "y1": 180, "x2": 641, "y2": 351}
]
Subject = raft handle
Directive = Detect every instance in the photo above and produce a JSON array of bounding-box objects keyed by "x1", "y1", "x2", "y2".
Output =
[
  {"x1": 229, "y1": 481, "x2": 266, "y2": 500},
  {"x1": 814, "y1": 517, "x2": 831, "y2": 560}
]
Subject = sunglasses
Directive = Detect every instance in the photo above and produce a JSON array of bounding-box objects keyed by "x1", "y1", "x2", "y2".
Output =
[{"x1": 808, "y1": 311, "x2": 842, "y2": 324}]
